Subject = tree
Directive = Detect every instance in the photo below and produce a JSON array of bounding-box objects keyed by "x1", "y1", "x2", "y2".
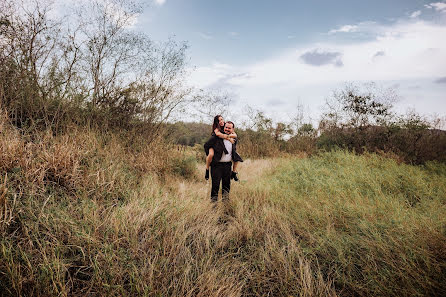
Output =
[
  {"x1": 0, "y1": 0, "x2": 80, "y2": 128},
  {"x1": 297, "y1": 123, "x2": 316, "y2": 137},
  {"x1": 1, "y1": 0, "x2": 192, "y2": 133},
  {"x1": 191, "y1": 88, "x2": 235, "y2": 124},
  {"x1": 73, "y1": 0, "x2": 192, "y2": 130},
  {"x1": 322, "y1": 82, "x2": 397, "y2": 129},
  {"x1": 244, "y1": 107, "x2": 293, "y2": 141},
  {"x1": 74, "y1": 0, "x2": 144, "y2": 107}
]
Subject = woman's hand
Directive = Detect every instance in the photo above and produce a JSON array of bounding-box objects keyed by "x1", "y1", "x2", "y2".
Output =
[{"x1": 228, "y1": 138, "x2": 235, "y2": 144}]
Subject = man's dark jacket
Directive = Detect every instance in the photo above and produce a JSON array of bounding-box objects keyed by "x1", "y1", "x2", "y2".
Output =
[{"x1": 204, "y1": 134, "x2": 243, "y2": 166}]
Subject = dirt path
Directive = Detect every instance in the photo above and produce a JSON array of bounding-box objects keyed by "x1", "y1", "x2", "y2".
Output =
[{"x1": 171, "y1": 158, "x2": 282, "y2": 203}]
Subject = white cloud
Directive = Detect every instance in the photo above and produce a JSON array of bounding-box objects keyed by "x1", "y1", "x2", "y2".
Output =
[
  {"x1": 154, "y1": 0, "x2": 166, "y2": 6},
  {"x1": 188, "y1": 62, "x2": 233, "y2": 87},
  {"x1": 410, "y1": 10, "x2": 422, "y2": 18},
  {"x1": 425, "y1": 2, "x2": 446, "y2": 12},
  {"x1": 198, "y1": 32, "x2": 213, "y2": 40},
  {"x1": 229, "y1": 31, "x2": 239, "y2": 37},
  {"x1": 328, "y1": 24, "x2": 358, "y2": 34},
  {"x1": 327, "y1": 21, "x2": 380, "y2": 36}
]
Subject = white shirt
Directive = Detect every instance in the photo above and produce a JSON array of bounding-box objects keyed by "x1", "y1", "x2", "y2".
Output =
[{"x1": 219, "y1": 139, "x2": 232, "y2": 162}]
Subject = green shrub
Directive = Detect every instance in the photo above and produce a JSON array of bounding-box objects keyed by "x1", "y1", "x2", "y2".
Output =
[
  {"x1": 317, "y1": 126, "x2": 446, "y2": 164},
  {"x1": 171, "y1": 156, "x2": 197, "y2": 179}
]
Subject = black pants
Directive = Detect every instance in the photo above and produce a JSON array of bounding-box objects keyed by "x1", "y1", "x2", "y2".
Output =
[{"x1": 210, "y1": 162, "x2": 232, "y2": 201}]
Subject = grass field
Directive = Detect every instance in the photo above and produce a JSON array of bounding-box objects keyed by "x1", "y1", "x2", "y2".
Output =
[{"x1": 1, "y1": 125, "x2": 445, "y2": 296}]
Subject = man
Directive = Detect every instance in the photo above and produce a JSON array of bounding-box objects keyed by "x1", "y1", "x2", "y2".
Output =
[{"x1": 204, "y1": 121, "x2": 243, "y2": 202}]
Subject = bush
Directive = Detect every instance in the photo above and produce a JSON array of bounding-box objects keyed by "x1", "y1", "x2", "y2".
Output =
[
  {"x1": 237, "y1": 129, "x2": 282, "y2": 158},
  {"x1": 171, "y1": 156, "x2": 197, "y2": 179},
  {"x1": 317, "y1": 126, "x2": 446, "y2": 164}
]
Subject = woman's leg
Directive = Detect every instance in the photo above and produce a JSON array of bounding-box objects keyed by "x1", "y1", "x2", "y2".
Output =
[
  {"x1": 206, "y1": 148, "x2": 214, "y2": 170},
  {"x1": 232, "y1": 161, "x2": 239, "y2": 172},
  {"x1": 205, "y1": 148, "x2": 214, "y2": 180},
  {"x1": 231, "y1": 161, "x2": 239, "y2": 181}
]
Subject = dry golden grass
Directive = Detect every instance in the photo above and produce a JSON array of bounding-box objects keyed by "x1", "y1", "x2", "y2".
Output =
[{"x1": 1, "y1": 112, "x2": 445, "y2": 296}]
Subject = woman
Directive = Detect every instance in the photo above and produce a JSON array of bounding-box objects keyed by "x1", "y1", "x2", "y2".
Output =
[{"x1": 205, "y1": 115, "x2": 240, "y2": 181}]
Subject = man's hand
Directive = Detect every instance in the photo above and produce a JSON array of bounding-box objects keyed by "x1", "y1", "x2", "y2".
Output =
[{"x1": 228, "y1": 138, "x2": 235, "y2": 144}]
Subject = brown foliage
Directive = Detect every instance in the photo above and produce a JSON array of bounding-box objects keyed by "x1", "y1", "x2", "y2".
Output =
[
  {"x1": 0, "y1": 111, "x2": 179, "y2": 202},
  {"x1": 317, "y1": 125, "x2": 446, "y2": 164}
]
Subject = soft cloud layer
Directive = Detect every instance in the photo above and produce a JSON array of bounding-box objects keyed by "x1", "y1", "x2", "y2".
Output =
[
  {"x1": 410, "y1": 10, "x2": 422, "y2": 18},
  {"x1": 188, "y1": 9, "x2": 446, "y2": 122},
  {"x1": 191, "y1": 20, "x2": 446, "y2": 86},
  {"x1": 328, "y1": 24, "x2": 358, "y2": 34},
  {"x1": 154, "y1": 0, "x2": 166, "y2": 6},
  {"x1": 198, "y1": 32, "x2": 213, "y2": 40},
  {"x1": 267, "y1": 98, "x2": 287, "y2": 106},
  {"x1": 434, "y1": 76, "x2": 446, "y2": 83},
  {"x1": 373, "y1": 50, "x2": 385, "y2": 58},
  {"x1": 327, "y1": 21, "x2": 378, "y2": 35},
  {"x1": 425, "y1": 2, "x2": 446, "y2": 12}
]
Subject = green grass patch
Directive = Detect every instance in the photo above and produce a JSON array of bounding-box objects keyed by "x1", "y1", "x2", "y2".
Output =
[{"x1": 263, "y1": 150, "x2": 446, "y2": 296}]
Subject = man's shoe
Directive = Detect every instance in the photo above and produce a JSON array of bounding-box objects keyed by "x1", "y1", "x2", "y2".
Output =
[
  {"x1": 231, "y1": 171, "x2": 239, "y2": 181},
  {"x1": 205, "y1": 169, "x2": 209, "y2": 180}
]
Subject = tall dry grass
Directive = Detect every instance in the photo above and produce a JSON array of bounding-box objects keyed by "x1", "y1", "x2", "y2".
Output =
[{"x1": 1, "y1": 112, "x2": 445, "y2": 296}]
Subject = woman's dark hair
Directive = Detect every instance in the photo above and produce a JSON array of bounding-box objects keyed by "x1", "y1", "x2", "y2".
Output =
[{"x1": 212, "y1": 115, "x2": 224, "y2": 134}]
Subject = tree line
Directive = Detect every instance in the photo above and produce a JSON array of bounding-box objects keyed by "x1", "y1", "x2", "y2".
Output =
[{"x1": 166, "y1": 82, "x2": 446, "y2": 164}]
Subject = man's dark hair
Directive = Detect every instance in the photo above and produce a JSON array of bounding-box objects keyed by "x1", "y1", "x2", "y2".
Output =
[{"x1": 226, "y1": 121, "x2": 235, "y2": 128}]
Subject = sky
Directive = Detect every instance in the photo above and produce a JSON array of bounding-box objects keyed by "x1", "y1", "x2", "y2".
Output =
[{"x1": 89, "y1": 1, "x2": 446, "y2": 124}]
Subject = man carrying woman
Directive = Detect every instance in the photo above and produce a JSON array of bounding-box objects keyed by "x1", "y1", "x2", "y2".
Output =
[{"x1": 204, "y1": 115, "x2": 243, "y2": 202}]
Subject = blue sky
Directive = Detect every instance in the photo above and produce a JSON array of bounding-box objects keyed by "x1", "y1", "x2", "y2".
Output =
[
  {"x1": 140, "y1": 1, "x2": 432, "y2": 65},
  {"x1": 116, "y1": 1, "x2": 446, "y2": 124}
]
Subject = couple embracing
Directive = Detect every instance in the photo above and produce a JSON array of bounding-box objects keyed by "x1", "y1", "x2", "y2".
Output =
[{"x1": 204, "y1": 115, "x2": 243, "y2": 202}]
